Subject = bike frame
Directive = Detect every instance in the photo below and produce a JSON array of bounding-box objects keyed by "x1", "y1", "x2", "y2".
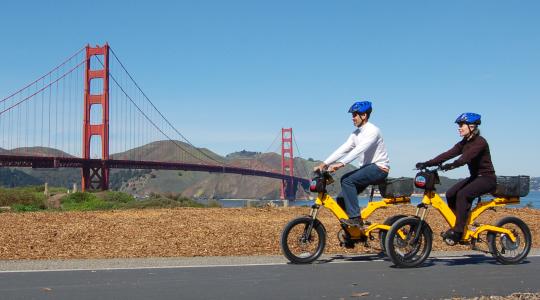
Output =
[
  {"x1": 418, "y1": 191, "x2": 518, "y2": 242},
  {"x1": 312, "y1": 191, "x2": 411, "y2": 238}
]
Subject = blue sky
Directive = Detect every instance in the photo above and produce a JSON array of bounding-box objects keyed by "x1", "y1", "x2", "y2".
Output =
[{"x1": 1, "y1": 1, "x2": 539, "y2": 177}]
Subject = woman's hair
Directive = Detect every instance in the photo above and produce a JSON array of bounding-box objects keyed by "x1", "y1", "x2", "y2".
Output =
[{"x1": 469, "y1": 125, "x2": 480, "y2": 138}]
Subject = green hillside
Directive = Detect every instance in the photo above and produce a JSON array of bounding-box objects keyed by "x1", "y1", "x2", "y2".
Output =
[{"x1": 0, "y1": 168, "x2": 43, "y2": 187}]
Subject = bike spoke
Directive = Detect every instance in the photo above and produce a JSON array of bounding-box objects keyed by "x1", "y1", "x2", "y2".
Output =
[{"x1": 287, "y1": 224, "x2": 319, "y2": 257}]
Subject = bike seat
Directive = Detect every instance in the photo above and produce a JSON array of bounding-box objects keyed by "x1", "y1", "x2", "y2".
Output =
[
  {"x1": 371, "y1": 179, "x2": 388, "y2": 186},
  {"x1": 368, "y1": 179, "x2": 387, "y2": 202}
]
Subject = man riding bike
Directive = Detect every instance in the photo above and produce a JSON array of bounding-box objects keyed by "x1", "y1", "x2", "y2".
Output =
[
  {"x1": 314, "y1": 101, "x2": 390, "y2": 228},
  {"x1": 416, "y1": 112, "x2": 497, "y2": 243}
]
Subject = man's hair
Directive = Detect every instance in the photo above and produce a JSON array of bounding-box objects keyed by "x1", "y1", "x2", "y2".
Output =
[{"x1": 364, "y1": 108, "x2": 372, "y2": 119}]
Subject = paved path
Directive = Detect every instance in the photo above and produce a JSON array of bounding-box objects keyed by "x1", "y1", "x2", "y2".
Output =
[{"x1": 1, "y1": 250, "x2": 539, "y2": 300}]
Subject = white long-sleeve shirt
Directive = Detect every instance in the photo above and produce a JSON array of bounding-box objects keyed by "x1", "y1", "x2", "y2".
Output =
[{"x1": 323, "y1": 122, "x2": 390, "y2": 169}]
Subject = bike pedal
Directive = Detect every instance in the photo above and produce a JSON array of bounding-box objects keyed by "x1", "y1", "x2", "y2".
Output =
[{"x1": 340, "y1": 241, "x2": 355, "y2": 249}]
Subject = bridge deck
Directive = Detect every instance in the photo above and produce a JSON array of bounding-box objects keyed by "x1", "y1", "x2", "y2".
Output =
[{"x1": 0, "y1": 154, "x2": 309, "y2": 185}]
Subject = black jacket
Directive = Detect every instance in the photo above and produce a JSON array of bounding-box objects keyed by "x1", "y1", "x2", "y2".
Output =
[{"x1": 425, "y1": 135, "x2": 496, "y2": 178}]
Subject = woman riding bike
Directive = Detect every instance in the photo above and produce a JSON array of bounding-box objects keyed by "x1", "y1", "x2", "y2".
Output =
[{"x1": 416, "y1": 112, "x2": 496, "y2": 243}]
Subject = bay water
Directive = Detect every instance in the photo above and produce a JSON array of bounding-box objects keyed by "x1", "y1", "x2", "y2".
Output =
[{"x1": 215, "y1": 190, "x2": 540, "y2": 209}]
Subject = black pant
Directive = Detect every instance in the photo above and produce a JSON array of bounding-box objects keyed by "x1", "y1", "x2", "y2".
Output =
[{"x1": 446, "y1": 176, "x2": 497, "y2": 232}]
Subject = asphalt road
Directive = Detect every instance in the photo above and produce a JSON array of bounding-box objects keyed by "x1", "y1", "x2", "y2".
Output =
[{"x1": 0, "y1": 252, "x2": 539, "y2": 300}]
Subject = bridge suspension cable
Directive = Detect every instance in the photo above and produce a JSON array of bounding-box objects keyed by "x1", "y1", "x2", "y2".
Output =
[
  {"x1": 1, "y1": 48, "x2": 86, "y2": 157},
  {"x1": 292, "y1": 131, "x2": 309, "y2": 179},
  {"x1": 0, "y1": 60, "x2": 85, "y2": 117},
  {"x1": 0, "y1": 46, "x2": 85, "y2": 105},
  {"x1": 105, "y1": 47, "x2": 227, "y2": 166},
  {"x1": 264, "y1": 130, "x2": 281, "y2": 154}
]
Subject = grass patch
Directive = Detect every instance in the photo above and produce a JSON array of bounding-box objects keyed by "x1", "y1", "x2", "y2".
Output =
[
  {"x1": 59, "y1": 191, "x2": 212, "y2": 211},
  {"x1": 60, "y1": 192, "x2": 117, "y2": 211},
  {"x1": 0, "y1": 186, "x2": 47, "y2": 211}
]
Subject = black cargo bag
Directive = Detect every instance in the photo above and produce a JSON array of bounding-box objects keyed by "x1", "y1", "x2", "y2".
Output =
[
  {"x1": 309, "y1": 172, "x2": 334, "y2": 193},
  {"x1": 492, "y1": 175, "x2": 530, "y2": 197},
  {"x1": 309, "y1": 176, "x2": 326, "y2": 193},
  {"x1": 414, "y1": 171, "x2": 440, "y2": 190},
  {"x1": 379, "y1": 177, "x2": 414, "y2": 198}
]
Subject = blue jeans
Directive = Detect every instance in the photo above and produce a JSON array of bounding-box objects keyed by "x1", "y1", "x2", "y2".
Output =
[{"x1": 337, "y1": 164, "x2": 388, "y2": 218}]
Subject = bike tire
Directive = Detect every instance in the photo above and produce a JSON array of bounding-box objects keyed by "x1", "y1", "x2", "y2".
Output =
[
  {"x1": 280, "y1": 216, "x2": 326, "y2": 264},
  {"x1": 378, "y1": 214, "x2": 408, "y2": 254},
  {"x1": 487, "y1": 216, "x2": 531, "y2": 265},
  {"x1": 384, "y1": 216, "x2": 433, "y2": 268}
]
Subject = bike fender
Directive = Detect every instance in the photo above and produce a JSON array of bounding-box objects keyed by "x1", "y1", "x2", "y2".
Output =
[{"x1": 474, "y1": 225, "x2": 517, "y2": 242}]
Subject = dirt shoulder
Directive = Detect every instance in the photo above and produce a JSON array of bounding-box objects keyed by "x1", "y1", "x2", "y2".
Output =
[{"x1": 1, "y1": 206, "x2": 539, "y2": 260}]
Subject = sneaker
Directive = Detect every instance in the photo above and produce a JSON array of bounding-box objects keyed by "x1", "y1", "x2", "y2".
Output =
[
  {"x1": 441, "y1": 229, "x2": 463, "y2": 243},
  {"x1": 341, "y1": 217, "x2": 364, "y2": 228}
]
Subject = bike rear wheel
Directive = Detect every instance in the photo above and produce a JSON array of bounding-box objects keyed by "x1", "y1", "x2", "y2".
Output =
[
  {"x1": 487, "y1": 216, "x2": 531, "y2": 264},
  {"x1": 385, "y1": 216, "x2": 433, "y2": 268},
  {"x1": 280, "y1": 216, "x2": 326, "y2": 264}
]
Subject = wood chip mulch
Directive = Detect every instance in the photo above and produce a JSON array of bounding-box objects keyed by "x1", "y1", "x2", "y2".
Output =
[{"x1": 1, "y1": 206, "x2": 539, "y2": 260}]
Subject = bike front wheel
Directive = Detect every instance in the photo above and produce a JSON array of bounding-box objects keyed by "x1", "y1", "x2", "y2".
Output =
[
  {"x1": 384, "y1": 216, "x2": 433, "y2": 268},
  {"x1": 378, "y1": 214, "x2": 408, "y2": 255},
  {"x1": 280, "y1": 216, "x2": 326, "y2": 264},
  {"x1": 487, "y1": 216, "x2": 532, "y2": 264}
]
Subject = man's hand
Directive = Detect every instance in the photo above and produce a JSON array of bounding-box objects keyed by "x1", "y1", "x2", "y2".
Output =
[
  {"x1": 313, "y1": 163, "x2": 327, "y2": 172},
  {"x1": 328, "y1": 162, "x2": 345, "y2": 173}
]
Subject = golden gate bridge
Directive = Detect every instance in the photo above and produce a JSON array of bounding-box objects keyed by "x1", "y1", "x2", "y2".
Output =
[{"x1": 0, "y1": 44, "x2": 309, "y2": 200}]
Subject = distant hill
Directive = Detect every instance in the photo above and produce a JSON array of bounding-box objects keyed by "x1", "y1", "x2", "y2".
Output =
[
  {"x1": 0, "y1": 168, "x2": 43, "y2": 187},
  {"x1": 9, "y1": 147, "x2": 74, "y2": 157},
  {"x1": 110, "y1": 140, "x2": 226, "y2": 164},
  {"x1": 1, "y1": 147, "x2": 80, "y2": 188},
  {"x1": 225, "y1": 150, "x2": 261, "y2": 159},
  {"x1": 118, "y1": 151, "x2": 319, "y2": 199}
]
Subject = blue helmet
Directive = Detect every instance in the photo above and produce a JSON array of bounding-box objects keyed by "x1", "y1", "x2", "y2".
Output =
[
  {"x1": 348, "y1": 101, "x2": 372, "y2": 114},
  {"x1": 455, "y1": 112, "x2": 481, "y2": 125}
]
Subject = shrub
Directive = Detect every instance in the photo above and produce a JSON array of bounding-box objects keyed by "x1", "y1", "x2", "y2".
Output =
[
  {"x1": 60, "y1": 192, "x2": 116, "y2": 211},
  {"x1": 101, "y1": 191, "x2": 135, "y2": 203},
  {"x1": 0, "y1": 187, "x2": 46, "y2": 208},
  {"x1": 61, "y1": 192, "x2": 97, "y2": 203},
  {"x1": 11, "y1": 203, "x2": 43, "y2": 212}
]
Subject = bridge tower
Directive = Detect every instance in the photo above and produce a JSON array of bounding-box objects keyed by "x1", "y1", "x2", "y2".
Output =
[
  {"x1": 280, "y1": 128, "x2": 295, "y2": 200},
  {"x1": 82, "y1": 44, "x2": 110, "y2": 191}
]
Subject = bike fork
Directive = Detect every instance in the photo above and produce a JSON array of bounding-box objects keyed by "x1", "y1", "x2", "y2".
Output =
[
  {"x1": 412, "y1": 204, "x2": 429, "y2": 244},
  {"x1": 305, "y1": 205, "x2": 320, "y2": 238}
]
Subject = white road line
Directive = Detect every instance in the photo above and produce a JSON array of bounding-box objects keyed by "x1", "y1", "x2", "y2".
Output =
[
  {"x1": 0, "y1": 254, "x2": 538, "y2": 274},
  {"x1": 0, "y1": 262, "x2": 289, "y2": 273}
]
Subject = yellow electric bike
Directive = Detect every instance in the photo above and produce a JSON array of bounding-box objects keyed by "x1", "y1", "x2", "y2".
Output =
[
  {"x1": 280, "y1": 170, "x2": 413, "y2": 264},
  {"x1": 384, "y1": 167, "x2": 532, "y2": 268}
]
